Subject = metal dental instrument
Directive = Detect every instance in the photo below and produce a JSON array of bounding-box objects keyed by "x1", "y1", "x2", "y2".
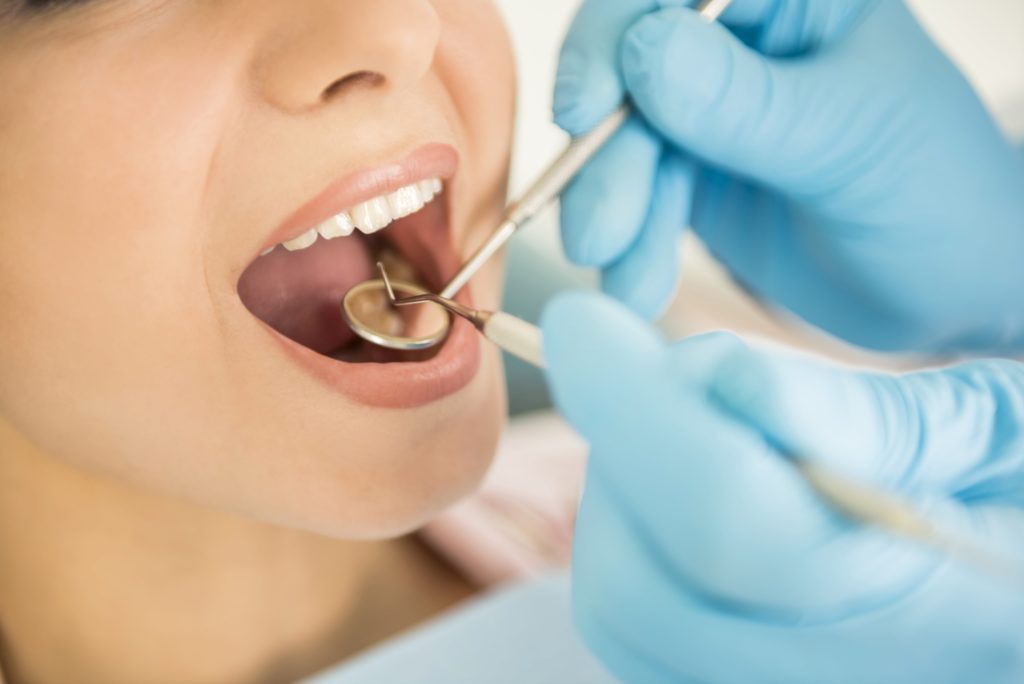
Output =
[
  {"x1": 377, "y1": 263, "x2": 545, "y2": 367},
  {"x1": 341, "y1": 0, "x2": 734, "y2": 351},
  {"x1": 377, "y1": 263, "x2": 1024, "y2": 586}
]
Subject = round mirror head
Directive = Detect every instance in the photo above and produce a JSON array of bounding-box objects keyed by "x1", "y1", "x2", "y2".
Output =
[{"x1": 341, "y1": 279, "x2": 451, "y2": 351}]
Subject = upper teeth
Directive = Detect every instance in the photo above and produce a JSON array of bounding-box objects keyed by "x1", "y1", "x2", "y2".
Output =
[{"x1": 273, "y1": 178, "x2": 444, "y2": 254}]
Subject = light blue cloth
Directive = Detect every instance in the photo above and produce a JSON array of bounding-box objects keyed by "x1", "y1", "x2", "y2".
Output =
[{"x1": 301, "y1": 575, "x2": 618, "y2": 684}]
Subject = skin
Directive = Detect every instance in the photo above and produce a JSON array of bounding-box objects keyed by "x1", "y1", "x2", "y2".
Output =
[{"x1": 0, "y1": 1, "x2": 516, "y2": 682}]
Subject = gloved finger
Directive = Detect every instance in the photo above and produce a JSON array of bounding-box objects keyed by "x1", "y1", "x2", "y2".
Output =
[
  {"x1": 687, "y1": 170, "x2": 870, "y2": 343},
  {"x1": 559, "y1": 117, "x2": 661, "y2": 267},
  {"x1": 541, "y1": 290, "x2": 671, "y2": 439},
  {"x1": 601, "y1": 152, "x2": 694, "y2": 320},
  {"x1": 573, "y1": 470, "x2": 710, "y2": 684},
  {"x1": 542, "y1": 292, "x2": 756, "y2": 455},
  {"x1": 575, "y1": 470, "x2": 1024, "y2": 684},
  {"x1": 689, "y1": 170, "x2": 940, "y2": 353},
  {"x1": 710, "y1": 349, "x2": 1024, "y2": 499},
  {"x1": 553, "y1": 0, "x2": 657, "y2": 136},
  {"x1": 620, "y1": 7, "x2": 852, "y2": 193},
  {"x1": 555, "y1": 0, "x2": 875, "y2": 136},
  {"x1": 719, "y1": 0, "x2": 875, "y2": 57},
  {"x1": 543, "y1": 299, "x2": 935, "y2": 614},
  {"x1": 552, "y1": 0, "x2": 775, "y2": 136},
  {"x1": 595, "y1": 365, "x2": 938, "y2": 616}
]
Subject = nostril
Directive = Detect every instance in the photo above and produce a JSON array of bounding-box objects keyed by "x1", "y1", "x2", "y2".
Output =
[{"x1": 322, "y1": 71, "x2": 385, "y2": 102}]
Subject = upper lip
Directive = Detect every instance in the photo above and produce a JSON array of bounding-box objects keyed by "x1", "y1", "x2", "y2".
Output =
[{"x1": 258, "y1": 142, "x2": 459, "y2": 257}]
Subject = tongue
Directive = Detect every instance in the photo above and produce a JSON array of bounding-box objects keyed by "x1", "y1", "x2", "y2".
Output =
[{"x1": 238, "y1": 235, "x2": 374, "y2": 354}]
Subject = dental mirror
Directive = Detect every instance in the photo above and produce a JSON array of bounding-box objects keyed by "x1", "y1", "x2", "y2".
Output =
[{"x1": 341, "y1": 276, "x2": 451, "y2": 352}]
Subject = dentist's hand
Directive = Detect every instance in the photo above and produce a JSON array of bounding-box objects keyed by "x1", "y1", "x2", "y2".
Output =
[
  {"x1": 555, "y1": 0, "x2": 1024, "y2": 352},
  {"x1": 542, "y1": 291, "x2": 1024, "y2": 684}
]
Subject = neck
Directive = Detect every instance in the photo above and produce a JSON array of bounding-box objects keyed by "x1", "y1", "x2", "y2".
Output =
[{"x1": 0, "y1": 419, "x2": 397, "y2": 684}]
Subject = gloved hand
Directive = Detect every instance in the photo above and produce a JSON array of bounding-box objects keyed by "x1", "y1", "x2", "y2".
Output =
[
  {"x1": 554, "y1": 0, "x2": 1024, "y2": 352},
  {"x1": 542, "y1": 291, "x2": 1024, "y2": 684}
]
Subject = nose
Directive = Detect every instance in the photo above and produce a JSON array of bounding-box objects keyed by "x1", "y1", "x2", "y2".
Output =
[{"x1": 254, "y1": 0, "x2": 442, "y2": 112}]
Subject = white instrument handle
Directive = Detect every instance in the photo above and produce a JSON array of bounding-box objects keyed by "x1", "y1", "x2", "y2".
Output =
[{"x1": 483, "y1": 312, "x2": 545, "y2": 369}]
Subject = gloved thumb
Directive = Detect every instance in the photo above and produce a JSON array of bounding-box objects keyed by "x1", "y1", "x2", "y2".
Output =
[
  {"x1": 708, "y1": 347, "x2": 1024, "y2": 496},
  {"x1": 621, "y1": 8, "x2": 840, "y2": 191},
  {"x1": 540, "y1": 291, "x2": 669, "y2": 442}
]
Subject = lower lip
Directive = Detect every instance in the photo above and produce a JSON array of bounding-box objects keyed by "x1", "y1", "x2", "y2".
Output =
[{"x1": 266, "y1": 289, "x2": 482, "y2": 409}]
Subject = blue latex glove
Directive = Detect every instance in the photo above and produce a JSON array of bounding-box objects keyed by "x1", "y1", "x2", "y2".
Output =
[
  {"x1": 542, "y1": 291, "x2": 1024, "y2": 684},
  {"x1": 554, "y1": 0, "x2": 1024, "y2": 352}
]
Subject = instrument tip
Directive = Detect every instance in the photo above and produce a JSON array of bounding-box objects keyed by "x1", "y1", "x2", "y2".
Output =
[{"x1": 377, "y1": 262, "x2": 398, "y2": 303}]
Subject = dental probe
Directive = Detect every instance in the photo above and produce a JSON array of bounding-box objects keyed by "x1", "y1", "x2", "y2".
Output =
[
  {"x1": 377, "y1": 263, "x2": 545, "y2": 367},
  {"x1": 341, "y1": 0, "x2": 733, "y2": 352},
  {"x1": 377, "y1": 265, "x2": 1024, "y2": 588},
  {"x1": 436, "y1": 0, "x2": 732, "y2": 303}
]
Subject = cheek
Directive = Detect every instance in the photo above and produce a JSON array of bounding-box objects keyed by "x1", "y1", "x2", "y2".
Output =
[
  {"x1": 302, "y1": 350, "x2": 507, "y2": 539},
  {"x1": 0, "y1": 30, "x2": 238, "y2": 350},
  {"x1": 0, "y1": 30, "x2": 244, "y2": 479},
  {"x1": 435, "y1": 0, "x2": 517, "y2": 207}
]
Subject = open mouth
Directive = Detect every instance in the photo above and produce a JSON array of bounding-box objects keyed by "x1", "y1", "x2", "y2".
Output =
[
  {"x1": 239, "y1": 177, "x2": 449, "y2": 362},
  {"x1": 237, "y1": 144, "x2": 482, "y2": 408}
]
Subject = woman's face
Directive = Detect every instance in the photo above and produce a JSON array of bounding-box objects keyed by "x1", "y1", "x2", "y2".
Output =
[{"x1": 0, "y1": 0, "x2": 516, "y2": 537}]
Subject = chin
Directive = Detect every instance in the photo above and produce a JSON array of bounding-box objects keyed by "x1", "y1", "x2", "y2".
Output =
[{"x1": 278, "y1": 342, "x2": 507, "y2": 541}]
